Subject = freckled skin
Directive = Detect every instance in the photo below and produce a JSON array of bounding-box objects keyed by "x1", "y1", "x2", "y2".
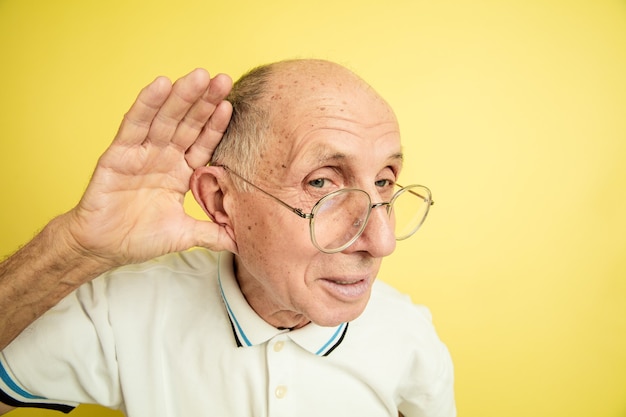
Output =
[{"x1": 226, "y1": 60, "x2": 401, "y2": 329}]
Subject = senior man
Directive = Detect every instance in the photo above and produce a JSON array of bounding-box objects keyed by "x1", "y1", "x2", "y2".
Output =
[{"x1": 0, "y1": 59, "x2": 455, "y2": 416}]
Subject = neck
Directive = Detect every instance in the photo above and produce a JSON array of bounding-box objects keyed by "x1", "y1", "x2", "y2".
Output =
[{"x1": 233, "y1": 256, "x2": 311, "y2": 330}]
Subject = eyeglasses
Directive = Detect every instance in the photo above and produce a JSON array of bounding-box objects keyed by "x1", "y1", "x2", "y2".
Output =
[{"x1": 217, "y1": 165, "x2": 434, "y2": 254}]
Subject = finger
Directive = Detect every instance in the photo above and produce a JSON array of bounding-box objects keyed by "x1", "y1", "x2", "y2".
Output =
[
  {"x1": 113, "y1": 76, "x2": 173, "y2": 146},
  {"x1": 184, "y1": 83, "x2": 233, "y2": 168},
  {"x1": 170, "y1": 73, "x2": 233, "y2": 152},
  {"x1": 183, "y1": 218, "x2": 238, "y2": 255},
  {"x1": 185, "y1": 99, "x2": 233, "y2": 168},
  {"x1": 147, "y1": 68, "x2": 211, "y2": 147}
]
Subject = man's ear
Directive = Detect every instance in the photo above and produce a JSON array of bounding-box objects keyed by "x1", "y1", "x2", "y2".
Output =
[{"x1": 189, "y1": 166, "x2": 233, "y2": 229}]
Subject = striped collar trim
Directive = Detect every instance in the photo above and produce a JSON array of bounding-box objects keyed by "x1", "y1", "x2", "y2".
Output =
[{"x1": 217, "y1": 252, "x2": 349, "y2": 356}]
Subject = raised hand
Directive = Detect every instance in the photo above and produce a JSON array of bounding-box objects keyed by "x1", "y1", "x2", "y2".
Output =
[
  {"x1": 0, "y1": 68, "x2": 237, "y2": 350},
  {"x1": 65, "y1": 68, "x2": 237, "y2": 267}
]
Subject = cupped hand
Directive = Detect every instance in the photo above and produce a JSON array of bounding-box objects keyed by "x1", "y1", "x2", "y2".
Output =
[{"x1": 65, "y1": 68, "x2": 237, "y2": 267}]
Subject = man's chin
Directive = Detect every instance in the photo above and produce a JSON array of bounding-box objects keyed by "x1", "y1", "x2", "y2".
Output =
[{"x1": 309, "y1": 298, "x2": 370, "y2": 327}]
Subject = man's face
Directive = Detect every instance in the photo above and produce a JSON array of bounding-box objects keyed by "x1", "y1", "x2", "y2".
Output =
[{"x1": 227, "y1": 64, "x2": 402, "y2": 328}]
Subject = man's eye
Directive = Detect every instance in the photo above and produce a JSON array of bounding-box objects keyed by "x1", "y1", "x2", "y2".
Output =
[
  {"x1": 309, "y1": 178, "x2": 326, "y2": 188},
  {"x1": 375, "y1": 179, "x2": 393, "y2": 187}
]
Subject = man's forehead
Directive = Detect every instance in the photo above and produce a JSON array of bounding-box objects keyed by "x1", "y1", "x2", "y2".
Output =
[
  {"x1": 257, "y1": 60, "x2": 401, "y2": 165},
  {"x1": 301, "y1": 142, "x2": 404, "y2": 167},
  {"x1": 265, "y1": 73, "x2": 396, "y2": 131}
]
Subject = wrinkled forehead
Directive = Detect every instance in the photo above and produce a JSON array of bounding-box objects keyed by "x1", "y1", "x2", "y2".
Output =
[
  {"x1": 265, "y1": 61, "x2": 398, "y2": 142},
  {"x1": 252, "y1": 63, "x2": 401, "y2": 180}
]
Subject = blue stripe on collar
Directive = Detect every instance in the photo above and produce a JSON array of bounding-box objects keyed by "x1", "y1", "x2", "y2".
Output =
[{"x1": 316, "y1": 322, "x2": 349, "y2": 356}]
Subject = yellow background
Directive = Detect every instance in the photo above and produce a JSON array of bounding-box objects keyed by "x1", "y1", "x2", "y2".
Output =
[{"x1": 1, "y1": 0, "x2": 625, "y2": 416}]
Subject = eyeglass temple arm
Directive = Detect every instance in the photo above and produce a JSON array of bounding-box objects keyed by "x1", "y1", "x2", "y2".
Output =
[
  {"x1": 396, "y1": 183, "x2": 435, "y2": 206},
  {"x1": 215, "y1": 164, "x2": 313, "y2": 219}
]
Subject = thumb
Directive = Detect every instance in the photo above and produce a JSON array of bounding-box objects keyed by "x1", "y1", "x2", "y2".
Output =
[{"x1": 184, "y1": 218, "x2": 238, "y2": 255}]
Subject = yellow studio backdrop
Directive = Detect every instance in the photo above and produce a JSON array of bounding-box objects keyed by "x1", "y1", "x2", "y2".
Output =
[{"x1": 1, "y1": 0, "x2": 625, "y2": 416}]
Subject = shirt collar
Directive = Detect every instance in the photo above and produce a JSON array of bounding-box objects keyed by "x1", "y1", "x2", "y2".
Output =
[{"x1": 217, "y1": 252, "x2": 348, "y2": 356}]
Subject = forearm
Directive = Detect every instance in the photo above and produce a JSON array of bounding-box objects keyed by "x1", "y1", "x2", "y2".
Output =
[
  {"x1": 0, "y1": 214, "x2": 113, "y2": 350},
  {"x1": 0, "y1": 402, "x2": 15, "y2": 415}
]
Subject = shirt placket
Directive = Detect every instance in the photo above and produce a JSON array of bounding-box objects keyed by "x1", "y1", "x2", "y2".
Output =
[{"x1": 266, "y1": 334, "x2": 294, "y2": 417}]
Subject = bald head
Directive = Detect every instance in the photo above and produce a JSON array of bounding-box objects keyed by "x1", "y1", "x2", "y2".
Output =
[
  {"x1": 263, "y1": 59, "x2": 377, "y2": 102},
  {"x1": 211, "y1": 59, "x2": 396, "y2": 180}
]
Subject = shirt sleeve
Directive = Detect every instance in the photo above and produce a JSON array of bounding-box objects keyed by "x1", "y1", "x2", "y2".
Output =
[
  {"x1": 397, "y1": 306, "x2": 457, "y2": 417},
  {"x1": 0, "y1": 277, "x2": 122, "y2": 412}
]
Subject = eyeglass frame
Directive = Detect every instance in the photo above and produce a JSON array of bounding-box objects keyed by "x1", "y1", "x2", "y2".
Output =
[{"x1": 214, "y1": 164, "x2": 434, "y2": 253}]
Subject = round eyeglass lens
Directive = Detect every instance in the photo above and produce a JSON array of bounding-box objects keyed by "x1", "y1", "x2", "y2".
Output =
[
  {"x1": 310, "y1": 189, "x2": 371, "y2": 252},
  {"x1": 390, "y1": 185, "x2": 432, "y2": 240}
]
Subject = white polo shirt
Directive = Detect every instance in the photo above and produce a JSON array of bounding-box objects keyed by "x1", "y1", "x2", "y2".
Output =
[{"x1": 0, "y1": 249, "x2": 455, "y2": 416}]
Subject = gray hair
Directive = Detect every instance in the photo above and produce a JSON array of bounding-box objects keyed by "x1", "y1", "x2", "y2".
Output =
[{"x1": 210, "y1": 63, "x2": 275, "y2": 182}]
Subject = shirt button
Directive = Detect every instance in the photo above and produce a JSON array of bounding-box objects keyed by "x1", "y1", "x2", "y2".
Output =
[
  {"x1": 275, "y1": 385, "x2": 288, "y2": 399},
  {"x1": 273, "y1": 341, "x2": 285, "y2": 352}
]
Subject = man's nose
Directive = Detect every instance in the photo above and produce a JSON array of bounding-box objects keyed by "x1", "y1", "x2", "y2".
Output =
[{"x1": 344, "y1": 202, "x2": 396, "y2": 257}]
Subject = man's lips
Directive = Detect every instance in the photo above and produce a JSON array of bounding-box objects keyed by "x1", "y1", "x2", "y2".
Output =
[{"x1": 318, "y1": 275, "x2": 372, "y2": 300}]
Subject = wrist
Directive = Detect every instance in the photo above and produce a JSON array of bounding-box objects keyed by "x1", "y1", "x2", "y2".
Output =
[{"x1": 44, "y1": 213, "x2": 117, "y2": 284}]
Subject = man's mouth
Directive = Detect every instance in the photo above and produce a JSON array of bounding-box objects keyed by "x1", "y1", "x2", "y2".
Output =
[
  {"x1": 331, "y1": 279, "x2": 362, "y2": 285},
  {"x1": 319, "y1": 276, "x2": 372, "y2": 300}
]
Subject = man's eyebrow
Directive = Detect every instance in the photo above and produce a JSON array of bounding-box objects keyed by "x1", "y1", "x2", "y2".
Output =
[
  {"x1": 309, "y1": 149, "x2": 404, "y2": 165},
  {"x1": 389, "y1": 152, "x2": 404, "y2": 163},
  {"x1": 316, "y1": 151, "x2": 347, "y2": 164}
]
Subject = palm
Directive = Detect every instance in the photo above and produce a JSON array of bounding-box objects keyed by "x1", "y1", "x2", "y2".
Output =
[{"x1": 68, "y1": 69, "x2": 236, "y2": 265}]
